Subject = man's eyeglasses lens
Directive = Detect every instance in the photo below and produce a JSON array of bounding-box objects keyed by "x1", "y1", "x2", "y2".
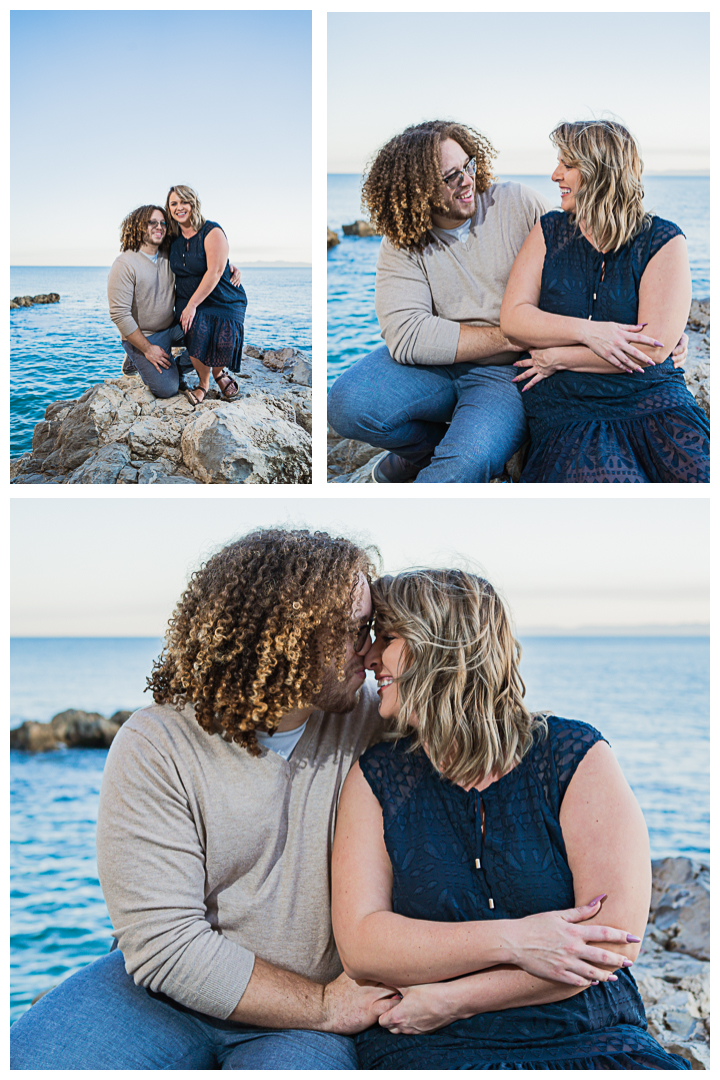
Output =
[
  {"x1": 149, "y1": 220, "x2": 167, "y2": 230},
  {"x1": 443, "y1": 157, "x2": 477, "y2": 188},
  {"x1": 353, "y1": 618, "x2": 374, "y2": 652}
]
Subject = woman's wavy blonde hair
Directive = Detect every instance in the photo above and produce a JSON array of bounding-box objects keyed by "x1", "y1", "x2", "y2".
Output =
[
  {"x1": 165, "y1": 184, "x2": 206, "y2": 239},
  {"x1": 362, "y1": 120, "x2": 497, "y2": 252},
  {"x1": 147, "y1": 528, "x2": 377, "y2": 754},
  {"x1": 371, "y1": 569, "x2": 545, "y2": 787},
  {"x1": 551, "y1": 119, "x2": 652, "y2": 252}
]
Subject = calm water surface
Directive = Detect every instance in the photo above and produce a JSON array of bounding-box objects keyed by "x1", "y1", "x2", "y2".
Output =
[
  {"x1": 327, "y1": 174, "x2": 710, "y2": 385},
  {"x1": 10, "y1": 267, "x2": 311, "y2": 457},
  {"x1": 10, "y1": 635, "x2": 709, "y2": 1024}
]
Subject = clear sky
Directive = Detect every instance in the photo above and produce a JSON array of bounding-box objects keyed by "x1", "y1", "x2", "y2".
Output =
[
  {"x1": 11, "y1": 11, "x2": 311, "y2": 266},
  {"x1": 328, "y1": 12, "x2": 709, "y2": 175},
  {"x1": 10, "y1": 497, "x2": 709, "y2": 637}
]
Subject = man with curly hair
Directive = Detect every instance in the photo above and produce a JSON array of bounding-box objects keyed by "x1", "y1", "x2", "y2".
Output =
[
  {"x1": 11, "y1": 528, "x2": 395, "y2": 1071},
  {"x1": 327, "y1": 120, "x2": 554, "y2": 483},
  {"x1": 107, "y1": 204, "x2": 241, "y2": 399}
]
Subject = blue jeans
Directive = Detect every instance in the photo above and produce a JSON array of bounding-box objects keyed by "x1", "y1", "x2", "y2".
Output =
[
  {"x1": 10, "y1": 949, "x2": 359, "y2": 1070},
  {"x1": 123, "y1": 324, "x2": 194, "y2": 399},
  {"x1": 327, "y1": 346, "x2": 528, "y2": 483}
]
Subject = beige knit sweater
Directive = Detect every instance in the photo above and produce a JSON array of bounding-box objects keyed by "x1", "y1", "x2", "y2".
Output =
[
  {"x1": 107, "y1": 250, "x2": 176, "y2": 340},
  {"x1": 96, "y1": 685, "x2": 383, "y2": 1019},
  {"x1": 375, "y1": 182, "x2": 553, "y2": 365}
]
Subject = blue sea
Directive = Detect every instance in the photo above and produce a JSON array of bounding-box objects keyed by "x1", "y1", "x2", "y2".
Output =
[
  {"x1": 10, "y1": 635, "x2": 708, "y2": 1025},
  {"x1": 10, "y1": 266, "x2": 312, "y2": 457},
  {"x1": 327, "y1": 174, "x2": 710, "y2": 386}
]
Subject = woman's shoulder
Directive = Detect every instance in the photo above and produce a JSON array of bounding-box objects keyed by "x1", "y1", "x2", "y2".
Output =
[
  {"x1": 359, "y1": 735, "x2": 426, "y2": 807},
  {"x1": 637, "y1": 215, "x2": 685, "y2": 261},
  {"x1": 528, "y1": 716, "x2": 608, "y2": 799}
]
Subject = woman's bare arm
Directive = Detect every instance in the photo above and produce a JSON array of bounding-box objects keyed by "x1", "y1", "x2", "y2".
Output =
[
  {"x1": 332, "y1": 761, "x2": 636, "y2": 988},
  {"x1": 181, "y1": 228, "x2": 230, "y2": 333},
  {"x1": 499, "y1": 222, "x2": 669, "y2": 369},
  {"x1": 376, "y1": 739, "x2": 650, "y2": 1034}
]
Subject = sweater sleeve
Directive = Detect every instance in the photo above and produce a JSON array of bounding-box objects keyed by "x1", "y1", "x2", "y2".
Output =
[
  {"x1": 107, "y1": 257, "x2": 140, "y2": 338},
  {"x1": 96, "y1": 723, "x2": 256, "y2": 1019},
  {"x1": 374, "y1": 239, "x2": 461, "y2": 365}
]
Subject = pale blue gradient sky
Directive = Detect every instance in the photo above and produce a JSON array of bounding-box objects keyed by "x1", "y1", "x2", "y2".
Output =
[
  {"x1": 328, "y1": 12, "x2": 709, "y2": 175},
  {"x1": 10, "y1": 498, "x2": 709, "y2": 636},
  {"x1": 11, "y1": 11, "x2": 311, "y2": 266}
]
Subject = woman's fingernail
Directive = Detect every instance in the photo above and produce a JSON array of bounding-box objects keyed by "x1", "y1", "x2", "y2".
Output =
[
  {"x1": 622, "y1": 958, "x2": 633, "y2": 967},
  {"x1": 591, "y1": 980, "x2": 600, "y2": 986},
  {"x1": 608, "y1": 974, "x2": 619, "y2": 981},
  {"x1": 588, "y1": 894, "x2": 607, "y2": 906},
  {"x1": 627, "y1": 935, "x2": 641, "y2": 943},
  {"x1": 653, "y1": 341, "x2": 664, "y2": 347}
]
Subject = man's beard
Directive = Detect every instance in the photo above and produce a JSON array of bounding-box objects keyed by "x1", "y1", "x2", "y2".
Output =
[{"x1": 312, "y1": 664, "x2": 363, "y2": 715}]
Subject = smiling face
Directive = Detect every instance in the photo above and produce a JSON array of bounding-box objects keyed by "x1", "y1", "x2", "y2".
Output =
[
  {"x1": 551, "y1": 156, "x2": 582, "y2": 214},
  {"x1": 143, "y1": 210, "x2": 167, "y2": 249},
  {"x1": 168, "y1": 191, "x2": 193, "y2": 227},
  {"x1": 430, "y1": 138, "x2": 477, "y2": 229},
  {"x1": 365, "y1": 627, "x2": 408, "y2": 722}
]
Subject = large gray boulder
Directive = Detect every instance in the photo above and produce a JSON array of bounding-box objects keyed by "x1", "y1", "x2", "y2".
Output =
[
  {"x1": 10, "y1": 709, "x2": 133, "y2": 751},
  {"x1": 11, "y1": 345, "x2": 312, "y2": 485},
  {"x1": 633, "y1": 857, "x2": 710, "y2": 1068}
]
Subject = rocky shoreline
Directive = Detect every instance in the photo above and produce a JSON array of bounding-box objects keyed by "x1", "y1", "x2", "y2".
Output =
[
  {"x1": 11, "y1": 345, "x2": 312, "y2": 485},
  {"x1": 328, "y1": 300, "x2": 710, "y2": 483},
  {"x1": 10, "y1": 293, "x2": 60, "y2": 308}
]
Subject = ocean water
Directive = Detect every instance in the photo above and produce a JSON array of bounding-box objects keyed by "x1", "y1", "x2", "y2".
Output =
[
  {"x1": 10, "y1": 635, "x2": 708, "y2": 1025},
  {"x1": 327, "y1": 174, "x2": 710, "y2": 385},
  {"x1": 10, "y1": 266, "x2": 311, "y2": 457}
]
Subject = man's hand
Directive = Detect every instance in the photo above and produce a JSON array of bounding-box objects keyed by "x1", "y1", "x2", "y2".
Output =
[
  {"x1": 143, "y1": 343, "x2": 171, "y2": 372},
  {"x1": 671, "y1": 332, "x2": 689, "y2": 369},
  {"x1": 378, "y1": 982, "x2": 457, "y2": 1035},
  {"x1": 229, "y1": 264, "x2": 242, "y2": 287},
  {"x1": 320, "y1": 972, "x2": 398, "y2": 1035}
]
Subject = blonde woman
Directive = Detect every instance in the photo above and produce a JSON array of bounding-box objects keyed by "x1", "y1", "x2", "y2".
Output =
[
  {"x1": 499, "y1": 120, "x2": 709, "y2": 482},
  {"x1": 332, "y1": 570, "x2": 690, "y2": 1070},
  {"x1": 166, "y1": 185, "x2": 247, "y2": 406}
]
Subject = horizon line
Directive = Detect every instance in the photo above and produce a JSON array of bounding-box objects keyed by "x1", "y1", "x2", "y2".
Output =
[
  {"x1": 11, "y1": 627, "x2": 710, "y2": 640},
  {"x1": 327, "y1": 169, "x2": 710, "y2": 177}
]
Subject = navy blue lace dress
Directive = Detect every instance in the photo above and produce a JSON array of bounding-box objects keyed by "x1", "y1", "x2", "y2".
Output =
[
  {"x1": 520, "y1": 213, "x2": 709, "y2": 483},
  {"x1": 170, "y1": 221, "x2": 248, "y2": 372},
  {"x1": 355, "y1": 718, "x2": 690, "y2": 1070}
]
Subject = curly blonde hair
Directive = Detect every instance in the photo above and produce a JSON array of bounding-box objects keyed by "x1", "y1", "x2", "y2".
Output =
[
  {"x1": 165, "y1": 184, "x2": 206, "y2": 239},
  {"x1": 371, "y1": 569, "x2": 545, "y2": 787},
  {"x1": 551, "y1": 119, "x2": 653, "y2": 252},
  {"x1": 362, "y1": 120, "x2": 497, "y2": 252},
  {"x1": 119, "y1": 205, "x2": 170, "y2": 253},
  {"x1": 148, "y1": 528, "x2": 377, "y2": 754}
]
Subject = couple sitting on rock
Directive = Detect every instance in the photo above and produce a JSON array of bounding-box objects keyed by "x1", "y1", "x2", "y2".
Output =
[
  {"x1": 108, "y1": 187, "x2": 247, "y2": 407},
  {"x1": 11, "y1": 528, "x2": 689, "y2": 1070},
  {"x1": 328, "y1": 118, "x2": 709, "y2": 483}
]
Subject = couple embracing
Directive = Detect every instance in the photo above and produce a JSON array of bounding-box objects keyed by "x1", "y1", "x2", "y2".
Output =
[
  {"x1": 108, "y1": 185, "x2": 246, "y2": 406},
  {"x1": 11, "y1": 528, "x2": 689, "y2": 1070},
  {"x1": 328, "y1": 119, "x2": 709, "y2": 483}
]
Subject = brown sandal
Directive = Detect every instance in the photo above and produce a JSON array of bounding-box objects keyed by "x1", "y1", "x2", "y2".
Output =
[
  {"x1": 185, "y1": 385, "x2": 208, "y2": 407},
  {"x1": 216, "y1": 371, "x2": 239, "y2": 400}
]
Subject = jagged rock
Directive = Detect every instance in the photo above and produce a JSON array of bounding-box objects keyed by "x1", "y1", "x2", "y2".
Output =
[
  {"x1": 684, "y1": 362, "x2": 710, "y2": 419},
  {"x1": 11, "y1": 345, "x2": 312, "y2": 485},
  {"x1": 632, "y1": 857, "x2": 710, "y2": 1068},
  {"x1": 10, "y1": 293, "x2": 60, "y2": 308},
  {"x1": 327, "y1": 227, "x2": 340, "y2": 249},
  {"x1": 10, "y1": 709, "x2": 133, "y2": 752},
  {"x1": 10, "y1": 721, "x2": 61, "y2": 752},
  {"x1": 181, "y1": 397, "x2": 311, "y2": 484},
  {"x1": 341, "y1": 220, "x2": 379, "y2": 237}
]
